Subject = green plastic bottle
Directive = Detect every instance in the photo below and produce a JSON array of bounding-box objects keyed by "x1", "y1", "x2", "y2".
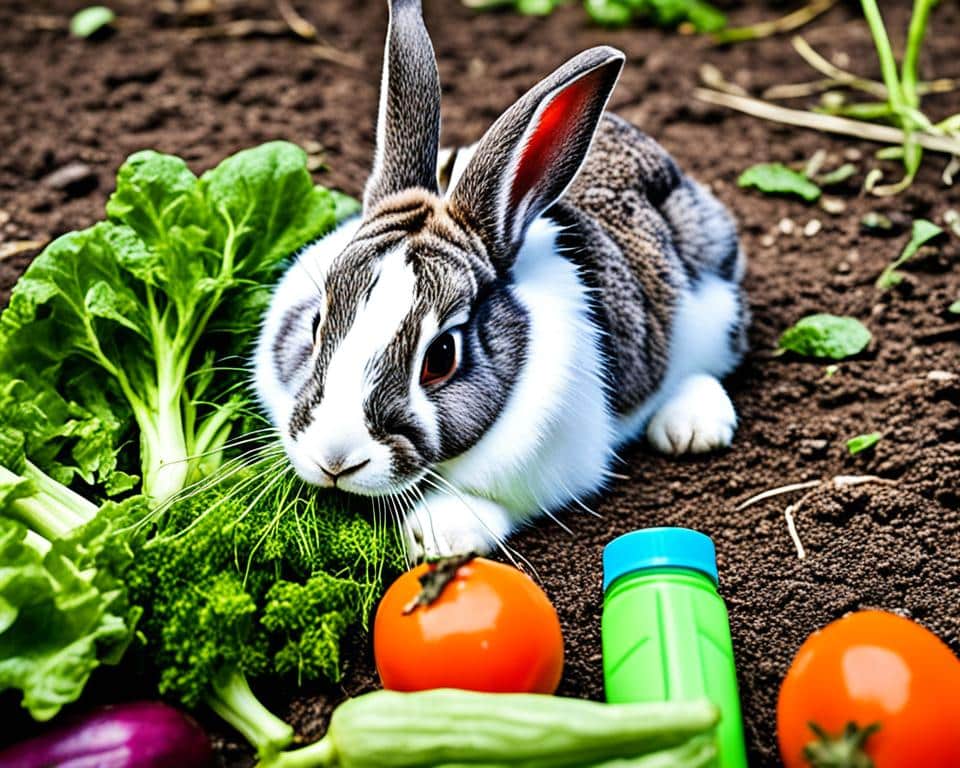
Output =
[{"x1": 601, "y1": 527, "x2": 747, "y2": 768}]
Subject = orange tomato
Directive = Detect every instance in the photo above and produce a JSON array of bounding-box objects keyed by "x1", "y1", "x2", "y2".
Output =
[
  {"x1": 373, "y1": 557, "x2": 564, "y2": 694},
  {"x1": 777, "y1": 610, "x2": 960, "y2": 768}
]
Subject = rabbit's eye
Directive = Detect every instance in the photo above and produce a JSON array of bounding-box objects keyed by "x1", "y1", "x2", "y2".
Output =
[{"x1": 420, "y1": 329, "x2": 460, "y2": 388}]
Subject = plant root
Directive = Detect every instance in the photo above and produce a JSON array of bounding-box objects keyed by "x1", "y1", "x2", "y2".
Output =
[
  {"x1": 0, "y1": 240, "x2": 48, "y2": 261},
  {"x1": 737, "y1": 475, "x2": 896, "y2": 560},
  {"x1": 275, "y1": 0, "x2": 317, "y2": 40},
  {"x1": 784, "y1": 503, "x2": 805, "y2": 559}
]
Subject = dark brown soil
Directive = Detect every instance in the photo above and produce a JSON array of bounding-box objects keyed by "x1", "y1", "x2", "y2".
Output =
[{"x1": 2, "y1": 1, "x2": 959, "y2": 766}]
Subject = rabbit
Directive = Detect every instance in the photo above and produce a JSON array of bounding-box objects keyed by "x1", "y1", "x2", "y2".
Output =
[{"x1": 254, "y1": 0, "x2": 748, "y2": 561}]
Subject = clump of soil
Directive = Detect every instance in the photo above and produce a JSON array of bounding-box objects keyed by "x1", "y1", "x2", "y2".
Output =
[{"x1": 1, "y1": 1, "x2": 958, "y2": 766}]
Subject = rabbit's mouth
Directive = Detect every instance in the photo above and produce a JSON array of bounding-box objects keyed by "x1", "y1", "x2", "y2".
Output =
[{"x1": 280, "y1": 416, "x2": 435, "y2": 499}]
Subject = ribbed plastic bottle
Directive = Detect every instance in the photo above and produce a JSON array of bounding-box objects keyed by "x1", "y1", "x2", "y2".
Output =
[{"x1": 601, "y1": 527, "x2": 747, "y2": 768}]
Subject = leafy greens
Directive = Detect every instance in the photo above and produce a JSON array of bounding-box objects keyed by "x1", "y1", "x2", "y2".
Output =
[
  {"x1": 0, "y1": 142, "x2": 355, "y2": 504},
  {"x1": 847, "y1": 432, "x2": 881, "y2": 456},
  {"x1": 0, "y1": 140, "x2": 392, "y2": 750},
  {"x1": 0, "y1": 379, "x2": 141, "y2": 720}
]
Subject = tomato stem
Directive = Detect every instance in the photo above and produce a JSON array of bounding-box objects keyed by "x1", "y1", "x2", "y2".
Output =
[
  {"x1": 804, "y1": 721, "x2": 880, "y2": 768},
  {"x1": 403, "y1": 553, "x2": 476, "y2": 614}
]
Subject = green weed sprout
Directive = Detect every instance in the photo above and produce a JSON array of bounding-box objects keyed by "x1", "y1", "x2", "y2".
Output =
[{"x1": 802, "y1": 0, "x2": 959, "y2": 195}]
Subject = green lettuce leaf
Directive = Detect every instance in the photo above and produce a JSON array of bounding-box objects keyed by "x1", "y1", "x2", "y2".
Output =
[
  {"x1": 0, "y1": 141, "x2": 348, "y2": 503},
  {"x1": 0, "y1": 497, "x2": 143, "y2": 720}
]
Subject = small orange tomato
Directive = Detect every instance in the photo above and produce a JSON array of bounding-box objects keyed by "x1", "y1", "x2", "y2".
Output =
[
  {"x1": 777, "y1": 610, "x2": 960, "y2": 768},
  {"x1": 373, "y1": 557, "x2": 564, "y2": 694}
]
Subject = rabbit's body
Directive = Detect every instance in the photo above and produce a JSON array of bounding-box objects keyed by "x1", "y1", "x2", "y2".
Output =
[{"x1": 255, "y1": 0, "x2": 748, "y2": 559}]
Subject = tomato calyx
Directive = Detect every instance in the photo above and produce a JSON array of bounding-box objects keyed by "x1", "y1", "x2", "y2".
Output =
[
  {"x1": 803, "y1": 721, "x2": 881, "y2": 768},
  {"x1": 402, "y1": 552, "x2": 476, "y2": 614}
]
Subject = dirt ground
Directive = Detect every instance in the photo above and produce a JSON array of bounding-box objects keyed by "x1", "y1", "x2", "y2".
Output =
[{"x1": 2, "y1": 1, "x2": 959, "y2": 765}]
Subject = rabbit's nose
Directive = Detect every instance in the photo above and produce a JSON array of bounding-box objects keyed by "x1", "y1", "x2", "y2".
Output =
[{"x1": 317, "y1": 456, "x2": 371, "y2": 485}]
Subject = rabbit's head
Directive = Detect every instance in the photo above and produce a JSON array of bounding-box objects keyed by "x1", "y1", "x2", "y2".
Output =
[{"x1": 257, "y1": 0, "x2": 623, "y2": 495}]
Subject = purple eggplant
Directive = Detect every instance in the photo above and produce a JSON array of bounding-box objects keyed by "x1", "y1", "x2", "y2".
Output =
[{"x1": 0, "y1": 701, "x2": 213, "y2": 768}]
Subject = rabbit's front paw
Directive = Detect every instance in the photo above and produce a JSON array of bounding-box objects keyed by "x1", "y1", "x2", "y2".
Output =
[
  {"x1": 647, "y1": 374, "x2": 737, "y2": 455},
  {"x1": 402, "y1": 492, "x2": 512, "y2": 563}
]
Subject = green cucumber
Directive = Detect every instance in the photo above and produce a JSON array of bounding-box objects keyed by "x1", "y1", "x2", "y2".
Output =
[
  {"x1": 258, "y1": 689, "x2": 718, "y2": 768},
  {"x1": 435, "y1": 732, "x2": 718, "y2": 767}
]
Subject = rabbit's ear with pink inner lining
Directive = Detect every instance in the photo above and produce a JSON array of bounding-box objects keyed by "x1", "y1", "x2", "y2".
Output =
[{"x1": 449, "y1": 47, "x2": 625, "y2": 268}]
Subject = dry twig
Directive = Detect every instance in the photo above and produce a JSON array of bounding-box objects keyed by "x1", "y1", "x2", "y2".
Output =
[
  {"x1": 712, "y1": 0, "x2": 838, "y2": 45},
  {"x1": 694, "y1": 88, "x2": 960, "y2": 156},
  {"x1": 0, "y1": 240, "x2": 48, "y2": 261},
  {"x1": 181, "y1": 19, "x2": 290, "y2": 38},
  {"x1": 791, "y1": 36, "x2": 888, "y2": 99},
  {"x1": 737, "y1": 475, "x2": 896, "y2": 560},
  {"x1": 275, "y1": 0, "x2": 317, "y2": 40},
  {"x1": 698, "y1": 64, "x2": 748, "y2": 97}
]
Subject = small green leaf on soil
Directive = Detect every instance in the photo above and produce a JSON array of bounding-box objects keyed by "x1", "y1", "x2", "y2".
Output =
[
  {"x1": 738, "y1": 163, "x2": 821, "y2": 202},
  {"x1": 779, "y1": 314, "x2": 871, "y2": 360},
  {"x1": 517, "y1": 0, "x2": 560, "y2": 15},
  {"x1": 816, "y1": 164, "x2": 857, "y2": 187},
  {"x1": 861, "y1": 212, "x2": 894, "y2": 232},
  {"x1": 949, "y1": 300, "x2": 960, "y2": 315},
  {"x1": 70, "y1": 6, "x2": 115, "y2": 38},
  {"x1": 847, "y1": 432, "x2": 881, "y2": 456},
  {"x1": 876, "y1": 219, "x2": 944, "y2": 290},
  {"x1": 584, "y1": 0, "x2": 633, "y2": 26}
]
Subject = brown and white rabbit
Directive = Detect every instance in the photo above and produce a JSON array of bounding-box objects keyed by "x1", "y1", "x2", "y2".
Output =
[{"x1": 255, "y1": 0, "x2": 747, "y2": 559}]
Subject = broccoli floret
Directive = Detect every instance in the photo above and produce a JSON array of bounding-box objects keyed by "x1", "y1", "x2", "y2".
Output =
[
  {"x1": 126, "y1": 459, "x2": 400, "y2": 756},
  {"x1": 263, "y1": 574, "x2": 363, "y2": 684}
]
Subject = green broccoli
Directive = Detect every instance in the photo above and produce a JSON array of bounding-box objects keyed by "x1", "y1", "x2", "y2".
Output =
[{"x1": 126, "y1": 459, "x2": 401, "y2": 756}]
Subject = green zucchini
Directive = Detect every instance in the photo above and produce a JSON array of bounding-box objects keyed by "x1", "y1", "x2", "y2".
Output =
[{"x1": 258, "y1": 689, "x2": 718, "y2": 768}]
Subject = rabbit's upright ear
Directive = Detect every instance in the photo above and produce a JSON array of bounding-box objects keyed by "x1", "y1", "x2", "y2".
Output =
[
  {"x1": 449, "y1": 47, "x2": 624, "y2": 267},
  {"x1": 364, "y1": 0, "x2": 442, "y2": 210}
]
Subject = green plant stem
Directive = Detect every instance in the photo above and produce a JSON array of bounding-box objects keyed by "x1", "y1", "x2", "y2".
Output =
[
  {"x1": 0, "y1": 462, "x2": 99, "y2": 540},
  {"x1": 819, "y1": 102, "x2": 894, "y2": 120},
  {"x1": 257, "y1": 737, "x2": 336, "y2": 768},
  {"x1": 938, "y1": 114, "x2": 960, "y2": 134},
  {"x1": 206, "y1": 667, "x2": 294, "y2": 758},
  {"x1": 139, "y1": 370, "x2": 189, "y2": 505},
  {"x1": 24, "y1": 461, "x2": 98, "y2": 523},
  {"x1": 901, "y1": 0, "x2": 936, "y2": 107},
  {"x1": 859, "y1": 0, "x2": 906, "y2": 112}
]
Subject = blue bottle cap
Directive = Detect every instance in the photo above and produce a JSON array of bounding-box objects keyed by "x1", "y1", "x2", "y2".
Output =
[{"x1": 603, "y1": 527, "x2": 719, "y2": 591}]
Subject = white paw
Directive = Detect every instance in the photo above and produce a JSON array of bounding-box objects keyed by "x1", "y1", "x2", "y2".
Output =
[
  {"x1": 401, "y1": 492, "x2": 512, "y2": 563},
  {"x1": 646, "y1": 374, "x2": 737, "y2": 455}
]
